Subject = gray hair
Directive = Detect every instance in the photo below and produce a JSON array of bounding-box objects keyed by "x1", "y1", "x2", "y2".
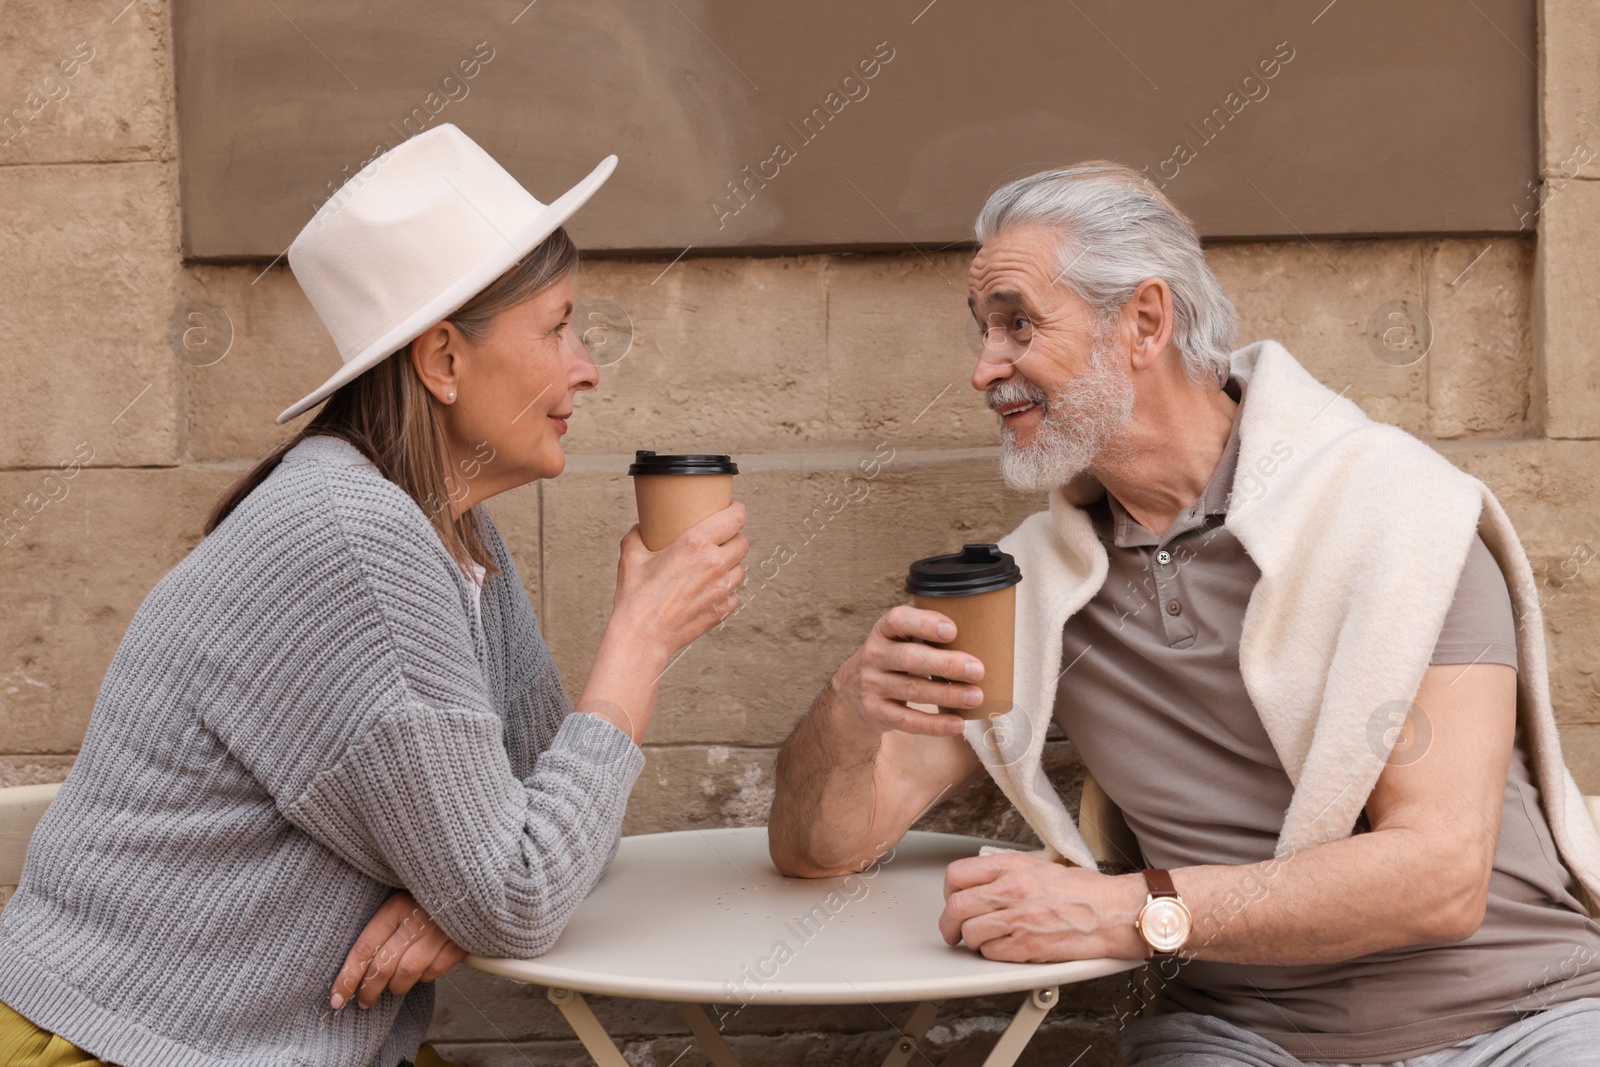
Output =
[{"x1": 974, "y1": 161, "x2": 1238, "y2": 388}]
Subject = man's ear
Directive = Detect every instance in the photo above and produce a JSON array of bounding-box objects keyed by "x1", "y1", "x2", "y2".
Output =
[
  {"x1": 1127, "y1": 277, "x2": 1175, "y2": 372},
  {"x1": 408, "y1": 323, "x2": 460, "y2": 398}
]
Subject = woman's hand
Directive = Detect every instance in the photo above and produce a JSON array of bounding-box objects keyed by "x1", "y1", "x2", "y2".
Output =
[
  {"x1": 574, "y1": 502, "x2": 749, "y2": 746},
  {"x1": 331, "y1": 890, "x2": 466, "y2": 1011},
  {"x1": 611, "y1": 501, "x2": 750, "y2": 662}
]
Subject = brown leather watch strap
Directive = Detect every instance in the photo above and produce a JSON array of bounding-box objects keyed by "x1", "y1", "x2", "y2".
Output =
[
  {"x1": 1137, "y1": 868, "x2": 1188, "y2": 962},
  {"x1": 1143, "y1": 867, "x2": 1178, "y2": 898}
]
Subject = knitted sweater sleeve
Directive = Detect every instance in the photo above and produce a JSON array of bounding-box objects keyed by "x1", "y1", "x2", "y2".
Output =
[
  {"x1": 481, "y1": 507, "x2": 630, "y2": 879},
  {"x1": 284, "y1": 704, "x2": 640, "y2": 959},
  {"x1": 223, "y1": 465, "x2": 644, "y2": 959}
]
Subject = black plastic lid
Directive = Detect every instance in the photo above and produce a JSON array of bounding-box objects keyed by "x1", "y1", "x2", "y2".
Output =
[
  {"x1": 905, "y1": 543, "x2": 1022, "y2": 597},
  {"x1": 628, "y1": 450, "x2": 739, "y2": 476}
]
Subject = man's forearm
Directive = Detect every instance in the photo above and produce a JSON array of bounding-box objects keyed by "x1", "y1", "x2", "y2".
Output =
[
  {"x1": 1166, "y1": 662, "x2": 1509, "y2": 966},
  {"x1": 769, "y1": 680, "x2": 885, "y2": 876},
  {"x1": 946, "y1": 664, "x2": 1510, "y2": 970},
  {"x1": 1170, "y1": 825, "x2": 1489, "y2": 966}
]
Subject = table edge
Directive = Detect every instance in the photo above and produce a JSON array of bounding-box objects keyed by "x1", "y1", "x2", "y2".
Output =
[{"x1": 464, "y1": 954, "x2": 1147, "y2": 1003}]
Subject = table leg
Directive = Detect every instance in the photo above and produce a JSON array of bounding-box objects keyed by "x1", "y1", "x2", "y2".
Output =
[
  {"x1": 674, "y1": 1002, "x2": 745, "y2": 1067},
  {"x1": 879, "y1": 1000, "x2": 942, "y2": 1067},
  {"x1": 979, "y1": 986, "x2": 1059, "y2": 1067},
  {"x1": 546, "y1": 987, "x2": 630, "y2": 1067}
]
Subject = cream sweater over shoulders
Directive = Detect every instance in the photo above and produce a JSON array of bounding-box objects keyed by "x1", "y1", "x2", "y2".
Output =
[{"x1": 968, "y1": 340, "x2": 1600, "y2": 917}]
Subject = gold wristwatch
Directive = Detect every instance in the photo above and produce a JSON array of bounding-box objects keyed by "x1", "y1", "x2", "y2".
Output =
[{"x1": 1134, "y1": 868, "x2": 1192, "y2": 960}]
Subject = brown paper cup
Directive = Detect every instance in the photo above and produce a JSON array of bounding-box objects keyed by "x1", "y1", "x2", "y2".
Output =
[
  {"x1": 913, "y1": 583, "x2": 1016, "y2": 720},
  {"x1": 633, "y1": 473, "x2": 734, "y2": 551}
]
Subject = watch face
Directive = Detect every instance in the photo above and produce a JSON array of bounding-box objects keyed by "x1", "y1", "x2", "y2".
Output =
[{"x1": 1140, "y1": 898, "x2": 1192, "y2": 953}]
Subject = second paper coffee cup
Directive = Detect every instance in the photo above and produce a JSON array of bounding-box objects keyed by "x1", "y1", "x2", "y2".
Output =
[
  {"x1": 905, "y1": 543, "x2": 1022, "y2": 720},
  {"x1": 628, "y1": 451, "x2": 739, "y2": 551}
]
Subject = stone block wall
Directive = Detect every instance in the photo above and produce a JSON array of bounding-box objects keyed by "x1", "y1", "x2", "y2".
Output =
[{"x1": 2, "y1": 2, "x2": 1598, "y2": 1064}]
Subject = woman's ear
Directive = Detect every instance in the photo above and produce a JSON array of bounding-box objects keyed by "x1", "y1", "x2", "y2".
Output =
[{"x1": 409, "y1": 323, "x2": 460, "y2": 400}]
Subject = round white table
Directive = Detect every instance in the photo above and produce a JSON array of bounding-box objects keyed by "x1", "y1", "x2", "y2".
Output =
[{"x1": 467, "y1": 827, "x2": 1145, "y2": 1067}]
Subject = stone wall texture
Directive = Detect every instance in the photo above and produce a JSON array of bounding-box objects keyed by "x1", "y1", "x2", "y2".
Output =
[{"x1": 1, "y1": 2, "x2": 1597, "y2": 1065}]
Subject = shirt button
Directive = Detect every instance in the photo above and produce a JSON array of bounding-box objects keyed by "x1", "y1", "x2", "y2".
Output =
[
  {"x1": 1155, "y1": 549, "x2": 1172, "y2": 565},
  {"x1": 1166, "y1": 600, "x2": 1182, "y2": 616}
]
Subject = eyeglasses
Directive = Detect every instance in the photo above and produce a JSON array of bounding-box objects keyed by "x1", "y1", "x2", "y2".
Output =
[{"x1": 970, "y1": 313, "x2": 1035, "y2": 366}]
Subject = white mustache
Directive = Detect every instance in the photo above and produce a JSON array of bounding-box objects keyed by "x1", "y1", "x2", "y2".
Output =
[{"x1": 986, "y1": 378, "x2": 1047, "y2": 413}]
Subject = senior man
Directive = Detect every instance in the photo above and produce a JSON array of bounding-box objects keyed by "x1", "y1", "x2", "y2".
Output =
[{"x1": 768, "y1": 162, "x2": 1600, "y2": 1065}]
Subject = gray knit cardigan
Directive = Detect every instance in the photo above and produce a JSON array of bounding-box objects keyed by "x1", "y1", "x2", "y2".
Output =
[{"x1": 0, "y1": 433, "x2": 644, "y2": 1067}]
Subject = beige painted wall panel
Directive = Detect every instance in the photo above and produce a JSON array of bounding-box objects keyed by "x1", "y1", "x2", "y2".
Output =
[
  {"x1": 1540, "y1": 0, "x2": 1600, "y2": 180},
  {"x1": 0, "y1": 0, "x2": 171, "y2": 165},
  {"x1": 177, "y1": 263, "x2": 341, "y2": 461},
  {"x1": 187, "y1": 236, "x2": 1535, "y2": 464},
  {"x1": 1560, "y1": 723, "x2": 1600, "y2": 796},
  {"x1": 174, "y1": 0, "x2": 1538, "y2": 257},
  {"x1": 822, "y1": 252, "x2": 995, "y2": 448},
  {"x1": 1208, "y1": 239, "x2": 1430, "y2": 435},
  {"x1": 1426, "y1": 238, "x2": 1534, "y2": 439},
  {"x1": 0, "y1": 754, "x2": 76, "y2": 788},
  {"x1": 1444, "y1": 439, "x2": 1600, "y2": 724},
  {"x1": 0, "y1": 161, "x2": 180, "y2": 467},
  {"x1": 556, "y1": 255, "x2": 831, "y2": 455},
  {"x1": 0, "y1": 464, "x2": 236, "y2": 753},
  {"x1": 1534, "y1": 179, "x2": 1600, "y2": 438},
  {"x1": 622, "y1": 744, "x2": 777, "y2": 836}
]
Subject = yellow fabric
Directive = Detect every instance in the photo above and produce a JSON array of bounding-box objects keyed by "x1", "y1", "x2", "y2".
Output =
[
  {"x1": 0, "y1": 998, "x2": 459, "y2": 1067},
  {"x1": 0, "y1": 999, "x2": 109, "y2": 1066},
  {"x1": 413, "y1": 1043, "x2": 459, "y2": 1067}
]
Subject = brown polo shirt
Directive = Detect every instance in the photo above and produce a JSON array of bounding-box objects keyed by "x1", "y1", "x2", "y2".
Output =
[{"x1": 1053, "y1": 374, "x2": 1600, "y2": 1062}]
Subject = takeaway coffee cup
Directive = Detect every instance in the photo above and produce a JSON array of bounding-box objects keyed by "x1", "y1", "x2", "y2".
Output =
[
  {"x1": 628, "y1": 451, "x2": 739, "y2": 551},
  {"x1": 904, "y1": 543, "x2": 1022, "y2": 720}
]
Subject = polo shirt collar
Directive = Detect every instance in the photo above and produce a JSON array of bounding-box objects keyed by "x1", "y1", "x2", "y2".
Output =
[{"x1": 1103, "y1": 373, "x2": 1247, "y2": 548}]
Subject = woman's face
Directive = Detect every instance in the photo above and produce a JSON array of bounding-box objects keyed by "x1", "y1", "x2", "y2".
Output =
[{"x1": 412, "y1": 271, "x2": 599, "y2": 513}]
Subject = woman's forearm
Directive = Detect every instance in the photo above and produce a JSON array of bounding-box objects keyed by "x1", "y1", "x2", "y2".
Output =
[
  {"x1": 576, "y1": 509, "x2": 749, "y2": 745},
  {"x1": 575, "y1": 617, "x2": 671, "y2": 746}
]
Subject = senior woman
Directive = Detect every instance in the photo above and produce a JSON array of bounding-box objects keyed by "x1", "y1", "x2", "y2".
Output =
[{"x1": 0, "y1": 124, "x2": 747, "y2": 1067}]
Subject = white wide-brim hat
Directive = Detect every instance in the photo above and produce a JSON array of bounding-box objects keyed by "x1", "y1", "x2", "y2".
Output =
[{"x1": 277, "y1": 123, "x2": 617, "y2": 424}]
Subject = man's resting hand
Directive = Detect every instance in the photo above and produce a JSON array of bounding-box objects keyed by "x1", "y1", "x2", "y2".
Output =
[{"x1": 939, "y1": 852, "x2": 1149, "y2": 962}]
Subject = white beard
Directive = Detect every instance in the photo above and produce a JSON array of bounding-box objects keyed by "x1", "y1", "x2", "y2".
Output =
[{"x1": 992, "y1": 333, "x2": 1135, "y2": 493}]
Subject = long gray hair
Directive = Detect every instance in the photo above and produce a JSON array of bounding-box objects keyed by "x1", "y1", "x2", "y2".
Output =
[{"x1": 974, "y1": 161, "x2": 1237, "y2": 387}]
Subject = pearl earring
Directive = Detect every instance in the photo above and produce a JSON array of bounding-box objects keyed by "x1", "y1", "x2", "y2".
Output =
[{"x1": 447, "y1": 391, "x2": 456, "y2": 401}]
